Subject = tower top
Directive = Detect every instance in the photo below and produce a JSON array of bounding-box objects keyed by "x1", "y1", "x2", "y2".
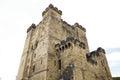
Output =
[{"x1": 42, "y1": 4, "x2": 62, "y2": 16}]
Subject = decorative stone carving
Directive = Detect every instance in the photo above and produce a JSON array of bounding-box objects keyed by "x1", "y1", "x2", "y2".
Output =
[
  {"x1": 55, "y1": 39, "x2": 72, "y2": 53},
  {"x1": 55, "y1": 37, "x2": 86, "y2": 53}
]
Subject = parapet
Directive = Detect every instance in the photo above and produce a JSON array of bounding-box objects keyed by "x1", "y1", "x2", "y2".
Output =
[
  {"x1": 55, "y1": 37, "x2": 86, "y2": 53},
  {"x1": 27, "y1": 4, "x2": 86, "y2": 33},
  {"x1": 86, "y1": 47, "x2": 105, "y2": 58},
  {"x1": 86, "y1": 47, "x2": 106, "y2": 65},
  {"x1": 73, "y1": 23, "x2": 86, "y2": 32},
  {"x1": 61, "y1": 19, "x2": 86, "y2": 32},
  {"x1": 42, "y1": 4, "x2": 62, "y2": 16},
  {"x1": 42, "y1": 4, "x2": 86, "y2": 32}
]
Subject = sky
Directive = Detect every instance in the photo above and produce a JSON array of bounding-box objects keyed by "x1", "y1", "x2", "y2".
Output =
[{"x1": 0, "y1": 0, "x2": 120, "y2": 80}]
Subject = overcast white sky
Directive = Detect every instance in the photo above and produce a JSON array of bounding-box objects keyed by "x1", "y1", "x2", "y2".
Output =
[{"x1": 0, "y1": 0, "x2": 120, "y2": 80}]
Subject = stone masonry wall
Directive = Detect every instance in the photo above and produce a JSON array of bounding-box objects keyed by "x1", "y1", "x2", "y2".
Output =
[{"x1": 17, "y1": 4, "x2": 112, "y2": 80}]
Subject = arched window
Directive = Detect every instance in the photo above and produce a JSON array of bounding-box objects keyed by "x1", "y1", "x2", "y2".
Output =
[
  {"x1": 68, "y1": 43, "x2": 71, "y2": 48},
  {"x1": 65, "y1": 44, "x2": 68, "y2": 48}
]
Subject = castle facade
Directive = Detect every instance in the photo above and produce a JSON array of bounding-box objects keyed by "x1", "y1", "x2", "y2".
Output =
[{"x1": 17, "y1": 4, "x2": 112, "y2": 80}]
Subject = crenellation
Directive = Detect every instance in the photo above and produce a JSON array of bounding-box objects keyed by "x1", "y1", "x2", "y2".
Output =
[
  {"x1": 86, "y1": 47, "x2": 107, "y2": 67},
  {"x1": 61, "y1": 19, "x2": 86, "y2": 33},
  {"x1": 86, "y1": 47, "x2": 106, "y2": 59},
  {"x1": 73, "y1": 23, "x2": 86, "y2": 32},
  {"x1": 42, "y1": 4, "x2": 62, "y2": 17},
  {"x1": 86, "y1": 51, "x2": 98, "y2": 65},
  {"x1": 55, "y1": 37, "x2": 86, "y2": 54}
]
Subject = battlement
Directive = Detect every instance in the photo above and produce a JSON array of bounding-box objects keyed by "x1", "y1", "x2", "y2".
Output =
[
  {"x1": 86, "y1": 47, "x2": 106, "y2": 58},
  {"x1": 42, "y1": 4, "x2": 86, "y2": 32},
  {"x1": 61, "y1": 19, "x2": 86, "y2": 32},
  {"x1": 42, "y1": 4, "x2": 62, "y2": 16},
  {"x1": 97, "y1": 47, "x2": 106, "y2": 53},
  {"x1": 55, "y1": 37, "x2": 86, "y2": 53},
  {"x1": 86, "y1": 47, "x2": 106, "y2": 65},
  {"x1": 73, "y1": 23, "x2": 86, "y2": 32}
]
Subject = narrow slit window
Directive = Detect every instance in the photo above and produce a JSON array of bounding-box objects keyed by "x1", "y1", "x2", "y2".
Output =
[
  {"x1": 68, "y1": 43, "x2": 71, "y2": 47},
  {"x1": 54, "y1": 60, "x2": 56, "y2": 66},
  {"x1": 41, "y1": 60, "x2": 42, "y2": 64},
  {"x1": 33, "y1": 65, "x2": 35, "y2": 72},
  {"x1": 58, "y1": 60, "x2": 61, "y2": 70},
  {"x1": 101, "y1": 60, "x2": 104, "y2": 67}
]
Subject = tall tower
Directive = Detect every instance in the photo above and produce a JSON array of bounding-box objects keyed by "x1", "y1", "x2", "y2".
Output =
[{"x1": 17, "y1": 4, "x2": 112, "y2": 80}]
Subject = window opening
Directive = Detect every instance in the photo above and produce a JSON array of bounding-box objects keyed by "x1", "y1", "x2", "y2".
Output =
[
  {"x1": 33, "y1": 65, "x2": 35, "y2": 72},
  {"x1": 58, "y1": 60, "x2": 61, "y2": 70}
]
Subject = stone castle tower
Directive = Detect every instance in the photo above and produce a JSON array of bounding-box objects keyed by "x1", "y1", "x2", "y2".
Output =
[{"x1": 17, "y1": 4, "x2": 112, "y2": 80}]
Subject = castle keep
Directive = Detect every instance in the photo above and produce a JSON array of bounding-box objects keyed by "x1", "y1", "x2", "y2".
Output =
[{"x1": 17, "y1": 4, "x2": 112, "y2": 80}]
